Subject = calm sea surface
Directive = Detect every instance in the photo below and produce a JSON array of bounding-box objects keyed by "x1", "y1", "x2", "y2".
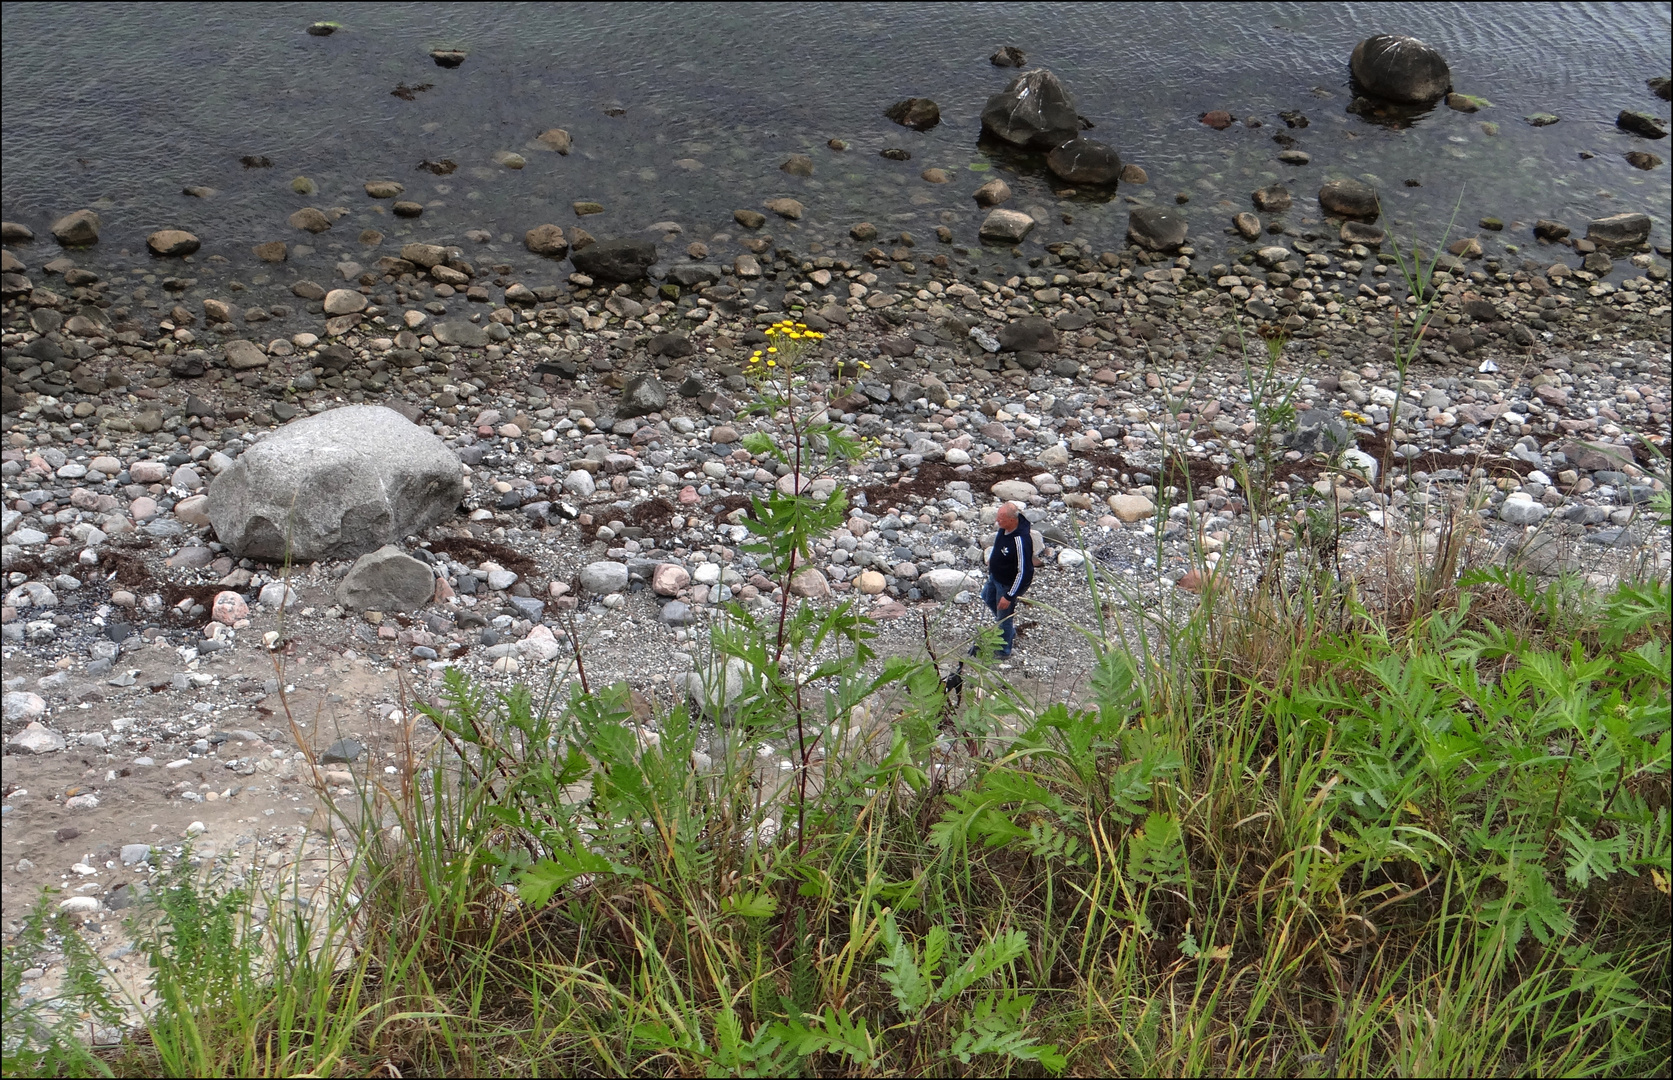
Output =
[{"x1": 2, "y1": 2, "x2": 1668, "y2": 273}]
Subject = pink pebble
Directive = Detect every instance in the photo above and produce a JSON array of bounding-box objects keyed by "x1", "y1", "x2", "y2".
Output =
[
  {"x1": 678, "y1": 485, "x2": 700, "y2": 505},
  {"x1": 211, "y1": 591, "x2": 249, "y2": 625},
  {"x1": 129, "y1": 497, "x2": 158, "y2": 521}
]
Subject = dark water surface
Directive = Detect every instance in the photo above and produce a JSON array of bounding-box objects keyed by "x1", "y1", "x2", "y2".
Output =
[{"x1": 2, "y1": 2, "x2": 1669, "y2": 274}]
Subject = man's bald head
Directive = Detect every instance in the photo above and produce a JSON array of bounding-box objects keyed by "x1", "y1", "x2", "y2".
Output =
[{"x1": 996, "y1": 502, "x2": 1019, "y2": 529}]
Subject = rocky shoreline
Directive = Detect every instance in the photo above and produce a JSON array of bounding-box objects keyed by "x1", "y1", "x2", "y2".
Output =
[{"x1": 2, "y1": 45, "x2": 1671, "y2": 1026}]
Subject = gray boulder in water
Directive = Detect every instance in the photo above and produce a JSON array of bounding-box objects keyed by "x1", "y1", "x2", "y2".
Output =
[
  {"x1": 1046, "y1": 138, "x2": 1122, "y2": 185},
  {"x1": 1350, "y1": 35, "x2": 1451, "y2": 104},
  {"x1": 207, "y1": 405, "x2": 463, "y2": 561},
  {"x1": 981, "y1": 69, "x2": 1080, "y2": 149}
]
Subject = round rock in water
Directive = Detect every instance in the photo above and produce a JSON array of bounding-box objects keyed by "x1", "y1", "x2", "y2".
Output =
[
  {"x1": 1318, "y1": 178, "x2": 1380, "y2": 220},
  {"x1": 1127, "y1": 205, "x2": 1188, "y2": 251},
  {"x1": 50, "y1": 209, "x2": 100, "y2": 246},
  {"x1": 207, "y1": 405, "x2": 464, "y2": 562},
  {"x1": 1349, "y1": 35, "x2": 1451, "y2": 104},
  {"x1": 146, "y1": 229, "x2": 200, "y2": 256},
  {"x1": 981, "y1": 68, "x2": 1080, "y2": 149},
  {"x1": 1045, "y1": 138, "x2": 1122, "y2": 185},
  {"x1": 885, "y1": 98, "x2": 941, "y2": 131}
]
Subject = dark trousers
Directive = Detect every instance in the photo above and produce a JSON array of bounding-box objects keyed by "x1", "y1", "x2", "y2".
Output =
[{"x1": 981, "y1": 577, "x2": 1021, "y2": 654}]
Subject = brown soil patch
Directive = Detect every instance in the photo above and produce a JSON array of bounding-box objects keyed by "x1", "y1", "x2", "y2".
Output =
[{"x1": 426, "y1": 536, "x2": 539, "y2": 581}]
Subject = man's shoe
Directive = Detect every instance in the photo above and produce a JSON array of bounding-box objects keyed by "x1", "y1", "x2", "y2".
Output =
[
  {"x1": 995, "y1": 650, "x2": 1012, "y2": 660},
  {"x1": 966, "y1": 643, "x2": 981, "y2": 658}
]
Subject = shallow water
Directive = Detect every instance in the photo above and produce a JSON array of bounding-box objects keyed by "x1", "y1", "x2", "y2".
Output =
[{"x1": 2, "y1": 2, "x2": 1668, "y2": 274}]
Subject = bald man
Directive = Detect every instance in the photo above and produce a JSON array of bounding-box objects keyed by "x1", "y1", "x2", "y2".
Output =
[{"x1": 977, "y1": 502, "x2": 1034, "y2": 659}]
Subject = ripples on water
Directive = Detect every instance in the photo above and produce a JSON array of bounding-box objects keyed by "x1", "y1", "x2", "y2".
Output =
[{"x1": 2, "y1": 2, "x2": 1668, "y2": 271}]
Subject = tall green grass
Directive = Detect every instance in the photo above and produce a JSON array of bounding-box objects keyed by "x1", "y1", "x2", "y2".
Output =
[{"x1": 6, "y1": 550, "x2": 1666, "y2": 1077}]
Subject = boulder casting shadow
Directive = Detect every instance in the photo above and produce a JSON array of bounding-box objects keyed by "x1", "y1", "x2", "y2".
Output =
[{"x1": 206, "y1": 404, "x2": 465, "y2": 562}]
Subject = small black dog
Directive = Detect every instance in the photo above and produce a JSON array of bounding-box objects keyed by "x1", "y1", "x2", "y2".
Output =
[{"x1": 941, "y1": 660, "x2": 964, "y2": 704}]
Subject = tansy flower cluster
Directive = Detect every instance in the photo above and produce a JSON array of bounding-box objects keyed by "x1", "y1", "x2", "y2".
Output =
[
  {"x1": 748, "y1": 319, "x2": 825, "y2": 369},
  {"x1": 1340, "y1": 408, "x2": 1374, "y2": 425}
]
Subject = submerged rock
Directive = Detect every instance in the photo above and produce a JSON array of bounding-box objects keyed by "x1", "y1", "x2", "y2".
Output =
[
  {"x1": 1318, "y1": 177, "x2": 1380, "y2": 219},
  {"x1": 1349, "y1": 34, "x2": 1451, "y2": 104},
  {"x1": 1617, "y1": 110, "x2": 1668, "y2": 139},
  {"x1": 146, "y1": 229, "x2": 200, "y2": 256},
  {"x1": 1127, "y1": 205, "x2": 1187, "y2": 251},
  {"x1": 1585, "y1": 212, "x2": 1652, "y2": 247},
  {"x1": 50, "y1": 209, "x2": 100, "y2": 246},
  {"x1": 1045, "y1": 138, "x2": 1122, "y2": 185},
  {"x1": 885, "y1": 98, "x2": 941, "y2": 130},
  {"x1": 979, "y1": 208, "x2": 1035, "y2": 243}
]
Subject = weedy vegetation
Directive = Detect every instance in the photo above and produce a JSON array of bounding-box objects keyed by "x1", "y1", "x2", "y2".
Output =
[{"x1": 5, "y1": 291, "x2": 1668, "y2": 1079}]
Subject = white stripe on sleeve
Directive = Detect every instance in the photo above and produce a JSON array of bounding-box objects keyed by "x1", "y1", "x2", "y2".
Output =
[{"x1": 1009, "y1": 532, "x2": 1027, "y2": 596}]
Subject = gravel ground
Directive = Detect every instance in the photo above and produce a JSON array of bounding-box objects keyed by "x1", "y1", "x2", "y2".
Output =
[{"x1": 3, "y1": 210, "x2": 1669, "y2": 1034}]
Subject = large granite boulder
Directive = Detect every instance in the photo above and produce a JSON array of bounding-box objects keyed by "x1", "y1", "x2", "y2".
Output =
[
  {"x1": 207, "y1": 405, "x2": 463, "y2": 561},
  {"x1": 981, "y1": 69, "x2": 1080, "y2": 149},
  {"x1": 1349, "y1": 35, "x2": 1451, "y2": 104}
]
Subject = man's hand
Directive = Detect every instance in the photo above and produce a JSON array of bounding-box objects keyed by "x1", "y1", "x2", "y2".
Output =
[{"x1": 997, "y1": 596, "x2": 1011, "y2": 611}]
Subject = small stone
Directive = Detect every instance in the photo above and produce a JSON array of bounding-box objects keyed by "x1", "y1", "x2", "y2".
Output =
[
  {"x1": 525, "y1": 224, "x2": 569, "y2": 256},
  {"x1": 288, "y1": 207, "x2": 332, "y2": 233},
  {"x1": 7, "y1": 719, "x2": 63, "y2": 754},
  {"x1": 780, "y1": 154, "x2": 814, "y2": 177},
  {"x1": 733, "y1": 209, "x2": 766, "y2": 229},
  {"x1": 979, "y1": 208, "x2": 1035, "y2": 243},
  {"x1": 973, "y1": 178, "x2": 1012, "y2": 207},
  {"x1": 789, "y1": 568, "x2": 830, "y2": 598},
  {"x1": 146, "y1": 229, "x2": 200, "y2": 256},
  {"x1": 856, "y1": 570, "x2": 887, "y2": 595},
  {"x1": 252, "y1": 241, "x2": 288, "y2": 262},
  {"x1": 338, "y1": 545, "x2": 435, "y2": 611},
  {"x1": 580, "y1": 560, "x2": 630, "y2": 594},
  {"x1": 765, "y1": 198, "x2": 804, "y2": 220},
  {"x1": 323, "y1": 288, "x2": 368, "y2": 315},
  {"x1": 50, "y1": 209, "x2": 100, "y2": 246},
  {"x1": 537, "y1": 128, "x2": 573, "y2": 154},
  {"x1": 365, "y1": 181, "x2": 405, "y2": 198},
  {"x1": 991, "y1": 479, "x2": 1038, "y2": 501},
  {"x1": 652, "y1": 563, "x2": 690, "y2": 596},
  {"x1": 211, "y1": 591, "x2": 249, "y2": 625},
  {"x1": 322, "y1": 738, "x2": 363, "y2": 763},
  {"x1": 1108, "y1": 494, "x2": 1156, "y2": 522}
]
